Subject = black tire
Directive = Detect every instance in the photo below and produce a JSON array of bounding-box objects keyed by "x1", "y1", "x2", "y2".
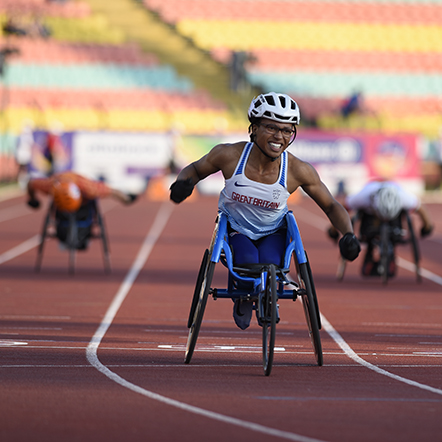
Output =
[
  {"x1": 187, "y1": 249, "x2": 209, "y2": 328},
  {"x1": 298, "y1": 262, "x2": 323, "y2": 366},
  {"x1": 96, "y1": 202, "x2": 111, "y2": 274},
  {"x1": 379, "y1": 223, "x2": 389, "y2": 285},
  {"x1": 405, "y1": 212, "x2": 421, "y2": 282},
  {"x1": 185, "y1": 258, "x2": 215, "y2": 364},
  {"x1": 262, "y1": 264, "x2": 277, "y2": 376},
  {"x1": 305, "y1": 252, "x2": 321, "y2": 330},
  {"x1": 67, "y1": 213, "x2": 77, "y2": 275},
  {"x1": 35, "y1": 204, "x2": 53, "y2": 272}
]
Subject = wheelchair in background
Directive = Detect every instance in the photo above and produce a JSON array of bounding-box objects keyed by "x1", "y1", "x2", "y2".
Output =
[
  {"x1": 337, "y1": 209, "x2": 420, "y2": 284},
  {"x1": 35, "y1": 199, "x2": 111, "y2": 274},
  {"x1": 185, "y1": 211, "x2": 322, "y2": 376}
]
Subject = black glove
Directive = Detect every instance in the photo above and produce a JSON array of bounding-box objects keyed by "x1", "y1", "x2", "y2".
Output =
[
  {"x1": 421, "y1": 224, "x2": 433, "y2": 238},
  {"x1": 170, "y1": 178, "x2": 194, "y2": 203},
  {"x1": 339, "y1": 232, "x2": 361, "y2": 261},
  {"x1": 127, "y1": 194, "x2": 138, "y2": 204},
  {"x1": 27, "y1": 198, "x2": 40, "y2": 209}
]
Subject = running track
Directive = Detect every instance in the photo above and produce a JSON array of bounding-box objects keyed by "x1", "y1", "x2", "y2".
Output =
[{"x1": 0, "y1": 190, "x2": 441, "y2": 442}]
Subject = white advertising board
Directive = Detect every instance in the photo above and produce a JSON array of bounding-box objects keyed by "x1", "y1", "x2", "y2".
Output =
[{"x1": 72, "y1": 132, "x2": 171, "y2": 193}]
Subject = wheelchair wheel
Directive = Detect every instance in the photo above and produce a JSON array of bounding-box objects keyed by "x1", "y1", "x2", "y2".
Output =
[
  {"x1": 298, "y1": 262, "x2": 323, "y2": 366},
  {"x1": 379, "y1": 223, "x2": 389, "y2": 285},
  {"x1": 66, "y1": 213, "x2": 78, "y2": 275},
  {"x1": 262, "y1": 264, "x2": 277, "y2": 376},
  {"x1": 405, "y1": 212, "x2": 421, "y2": 282},
  {"x1": 305, "y1": 252, "x2": 321, "y2": 330},
  {"x1": 185, "y1": 255, "x2": 215, "y2": 364},
  {"x1": 35, "y1": 203, "x2": 53, "y2": 272},
  {"x1": 95, "y1": 202, "x2": 111, "y2": 274},
  {"x1": 187, "y1": 249, "x2": 209, "y2": 328}
]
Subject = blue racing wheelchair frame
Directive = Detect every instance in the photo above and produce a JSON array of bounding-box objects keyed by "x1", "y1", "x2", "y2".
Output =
[{"x1": 185, "y1": 210, "x2": 322, "y2": 376}]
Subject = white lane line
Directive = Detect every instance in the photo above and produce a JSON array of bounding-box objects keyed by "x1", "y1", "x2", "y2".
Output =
[
  {"x1": 296, "y1": 206, "x2": 442, "y2": 396},
  {"x1": 3, "y1": 363, "x2": 442, "y2": 369},
  {"x1": 0, "y1": 235, "x2": 40, "y2": 265},
  {"x1": 397, "y1": 256, "x2": 442, "y2": 285},
  {"x1": 86, "y1": 201, "x2": 328, "y2": 442},
  {"x1": 0, "y1": 340, "x2": 28, "y2": 346},
  {"x1": 0, "y1": 204, "x2": 32, "y2": 223},
  {"x1": 321, "y1": 315, "x2": 442, "y2": 396}
]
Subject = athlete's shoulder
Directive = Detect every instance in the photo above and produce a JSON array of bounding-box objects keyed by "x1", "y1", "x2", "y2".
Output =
[
  {"x1": 209, "y1": 141, "x2": 247, "y2": 161},
  {"x1": 207, "y1": 141, "x2": 248, "y2": 179}
]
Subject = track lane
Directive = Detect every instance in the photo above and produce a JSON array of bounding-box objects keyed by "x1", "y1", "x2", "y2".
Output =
[{"x1": 0, "y1": 194, "x2": 441, "y2": 442}]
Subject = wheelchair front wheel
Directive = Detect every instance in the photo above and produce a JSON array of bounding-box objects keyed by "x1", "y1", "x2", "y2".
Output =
[
  {"x1": 379, "y1": 223, "x2": 390, "y2": 285},
  {"x1": 187, "y1": 249, "x2": 209, "y2": 329},
  {"x1": 405, "y1": 212, "x2": 421, "y2": 282},
  {"x1": 185, "y1": 254, "x2": 214, "y2": 364},
  {"x1": 262, "y1": 264, "x2": 277, "y2": 376},
  {"x1": 298, "y1": 262, "x2": 323, "y2": 366}
]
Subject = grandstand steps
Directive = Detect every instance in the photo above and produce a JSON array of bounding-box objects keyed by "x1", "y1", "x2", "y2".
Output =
[{"x1": 83, "y1": 0, "x2": 255, "y2": 122}]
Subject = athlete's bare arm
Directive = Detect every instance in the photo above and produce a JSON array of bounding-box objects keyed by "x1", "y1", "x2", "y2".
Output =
[
  {"x1": 287, "y1": 155, "x2": 354, "y2": 235},
  {"x1": 175, "y1": 142, "x2": 245, "y2": 184}
]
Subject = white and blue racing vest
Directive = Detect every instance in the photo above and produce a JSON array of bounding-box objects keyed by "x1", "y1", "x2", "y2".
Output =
[{"x1": 218, "y1": 142, "x2": 290, "y2": 240}]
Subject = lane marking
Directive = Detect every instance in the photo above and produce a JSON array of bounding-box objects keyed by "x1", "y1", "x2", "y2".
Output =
[
  {"x1": 86, "y1": 202, "x2": 328, "y2": 442},
  {"x1": 397, "y1": 256, "x2": 442, "y2": 285},
  {"x1": 0, "y1": 204, "x2": 32, "y2": 223},
  {"x1": 0, "y1": 315, "x2": 71, "y2": 320},
  {"x1": 2, "y1": 363, "x2": 442, "y2": 369},
  {"x1": 321, "y1": 315, "x2": 442, "y2": 396},
  {"x1": 0, "y1": 235, "x2": 40, "y2": 265},
  {"x1": 256, "y1": 396, "x2": 442, "y2": 403},
  {"x1": 0, "y1": 340, "x2": 28, "y2": 346}
]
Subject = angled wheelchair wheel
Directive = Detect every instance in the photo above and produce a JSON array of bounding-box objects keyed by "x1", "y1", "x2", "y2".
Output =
[
  {"x1": 187, "y1": 249, "x2": 209, "y2": 329},
  {"x1": 405, "y1": 212, "x2": 421, "y2": 282},
  {"x1": 66, "y1": 213, "x2": 78, "y2": 275},
  {"x1": 94, "y1": 201, "x2": 111, "y2": 274},
  {"x1": 185, "y1": 254, "x2": 215, "y2": 364},
  {"x1": 262, "y1": 264, "x2": 277, "y2": 376},
  {"x1": 35, "y1": 203, "x2": 54, "y2": 272},
  {"x1": 298, "y1": 261, "x2": 323, "y2": 366},
  {"x1": 305, "y1": 252, "x2": 321, "y2": 330},
  {"x1": 379, "y1": 223, "x2": 389, "y2": 285}
]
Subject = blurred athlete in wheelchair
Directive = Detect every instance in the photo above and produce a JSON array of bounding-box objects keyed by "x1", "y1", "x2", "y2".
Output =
[
  {"x1": 26, "y1": 171, "x2": 137, "y2": 249},
  {"x1": 330, "y1": 181, "x2": 433, "y2": 277},
  {"x1": 170, "y1": 92, "x2": 361, "y2": 329}
]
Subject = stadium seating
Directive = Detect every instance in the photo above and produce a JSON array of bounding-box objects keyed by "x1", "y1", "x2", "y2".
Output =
[
  {"x1": 1, "y1": 0, "x2": 442, "y2": 140},
  {"x1": 142, "y1": 0, "x2": 442, "y2": 138},
  {"x1": 0, "y1": 2, "x2": 233, "y2": 138}
]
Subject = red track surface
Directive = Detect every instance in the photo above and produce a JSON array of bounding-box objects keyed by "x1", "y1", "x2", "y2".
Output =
[{"x1": 0, "y1": 192, "x2": 441, "y2": 442}]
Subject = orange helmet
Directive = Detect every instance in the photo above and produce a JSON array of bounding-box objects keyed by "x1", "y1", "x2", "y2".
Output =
[{"x1": 52, "y1": 181, "x2": 82, "y2": 212}]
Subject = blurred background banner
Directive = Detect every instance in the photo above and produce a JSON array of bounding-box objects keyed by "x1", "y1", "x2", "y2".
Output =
[
  {"x1": 72, "y1": 131, "x2": 171, "y2": 193},
  {"x1": 28, "y1": 130, "x2": 172, "y2": 193}
]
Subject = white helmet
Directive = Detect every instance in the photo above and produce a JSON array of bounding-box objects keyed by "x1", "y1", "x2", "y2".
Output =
[
  {"x1": 248, "y1": 92, "x2": 300, "y2": 125},
  {"x1": 372, "y1": 185, "x2": 402, "y2": 220}
]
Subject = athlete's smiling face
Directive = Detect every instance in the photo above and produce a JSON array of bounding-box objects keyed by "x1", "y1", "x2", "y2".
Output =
[{"x1": 253, "y1": 118, "x2": 295, "y2": 159}]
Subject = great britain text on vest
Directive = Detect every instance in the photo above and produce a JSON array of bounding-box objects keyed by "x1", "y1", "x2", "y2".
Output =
[{"x1": 231, "y1": 191, "x2": 280, "y2": 209}]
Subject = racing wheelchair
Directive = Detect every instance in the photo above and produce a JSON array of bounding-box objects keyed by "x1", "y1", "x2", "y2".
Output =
[
  {"x1": 35, "y1": 199, "x2": 111, "y2": 274},
  {"x1": 185, "y1": 211, "x2": 322, "y2": 376},
  {"x1": 337, "y1": 209, "x2": 420, "y2": 284}
]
